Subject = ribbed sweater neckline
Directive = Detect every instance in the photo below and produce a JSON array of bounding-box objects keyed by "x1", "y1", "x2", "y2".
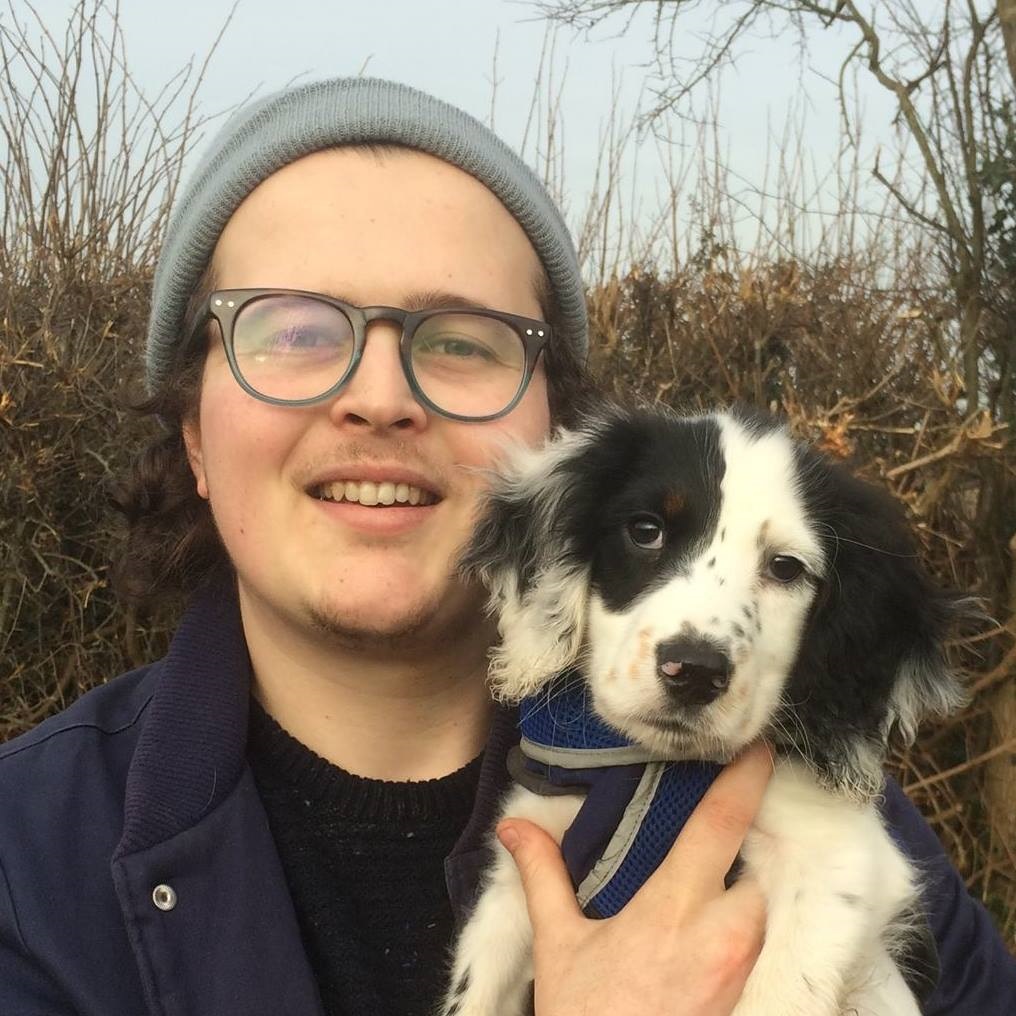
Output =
[{"x1": 246, "y1": 696, "x2": 483, "y2": 824}]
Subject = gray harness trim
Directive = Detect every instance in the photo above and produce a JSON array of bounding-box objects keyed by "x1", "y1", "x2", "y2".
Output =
[
  {"x1": 575, "y1": 762, "x2": 667, "y2": 909},
  {"x1": 519, "y1": 736, "x2": 672, "y2": 770}
]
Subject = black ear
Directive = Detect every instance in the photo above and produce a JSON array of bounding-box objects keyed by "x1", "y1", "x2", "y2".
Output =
[
  {"x1": 459, "y1": 430, "x2": 594, "y2": 700},
  {"x1": 776, "y1": 448, "x2": 968, "y2": 798}
]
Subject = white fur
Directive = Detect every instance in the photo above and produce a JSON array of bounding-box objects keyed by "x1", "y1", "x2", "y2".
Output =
[
  {"x1": 442, "y1": 790, "x2": 581, "y2": 1016},
  {"x1": 441, "y1": 766, "x2": 920, "y2": 1016},
  {"x1": 488, "y1": 562, "x2": 589, "y2": 699},
  {"x1": 442, "y1": 411, "x2": 942, "y2": 1016},
  {"x1": 887, "y1": 652, "x2": 968, "y2": 745},
  {"x1": 481, "y1": 429, "x2": 596, "y2": 697}
]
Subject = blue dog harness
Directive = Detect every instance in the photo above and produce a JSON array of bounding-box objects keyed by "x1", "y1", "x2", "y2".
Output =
[{"x1": 509, "y1": 671, "x2": 722, "y2": 919}]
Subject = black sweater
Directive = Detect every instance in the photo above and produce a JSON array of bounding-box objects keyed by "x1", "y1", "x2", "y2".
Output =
[{"x1": 248, "y1": 699, "x2": 483, "y2": 1016}]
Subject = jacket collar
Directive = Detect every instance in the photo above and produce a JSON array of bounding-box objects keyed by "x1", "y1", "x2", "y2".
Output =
[
  {"x1": 113, "y1": 574, "x2": 517, "y2": 917},
  {"x1": 114, "y1": 574, "x2": 251, "y2": 860}
]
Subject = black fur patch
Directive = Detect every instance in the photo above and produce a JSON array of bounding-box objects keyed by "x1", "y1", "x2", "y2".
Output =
[
  {"x1": 460, "y1": 409, "x2": 727, "y2": 613},
  {"x1": 559, "y1": 411, "x2": 726, "y2": 612},
  {"x1": 773, "y1": 441, "x2": 959, "y2": 787}
]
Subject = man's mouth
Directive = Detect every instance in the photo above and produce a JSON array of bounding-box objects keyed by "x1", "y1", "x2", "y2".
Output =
[{"x1": 312, "y1": 480, "x2": 440, "y2": 507}]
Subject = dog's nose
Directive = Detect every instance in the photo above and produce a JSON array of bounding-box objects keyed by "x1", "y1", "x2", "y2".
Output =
[{"x1": 656, "y1": 637, "x2": 732, "y2": 706}]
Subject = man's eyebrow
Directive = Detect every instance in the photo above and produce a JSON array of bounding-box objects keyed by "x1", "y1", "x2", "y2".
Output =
[
  {"x1": 400, "y1": 289, "x2": 490, "y2": 312},
  {"x1": 313, "y1": 287, "x2": 497, "y2": 312}
]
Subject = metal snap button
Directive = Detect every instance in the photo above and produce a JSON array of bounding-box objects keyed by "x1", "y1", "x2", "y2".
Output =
[{"x1": 152, "y1": 883, "x2": 177, "y2": 911}]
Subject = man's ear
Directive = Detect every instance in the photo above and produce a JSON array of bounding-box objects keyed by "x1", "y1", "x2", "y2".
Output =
[
  {"x1": 777, "y1": 451, "x2": 968, "y2": 799},
  {"x1": 181, "y1": 416, "x2": 209, "y2": 500},
  {"x1": 460, "y1": 430, "x2": 593, "y2": 702}
]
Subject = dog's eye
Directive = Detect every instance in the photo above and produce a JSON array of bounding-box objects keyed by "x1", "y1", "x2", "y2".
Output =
[
  {"x1": 768, "y1": 554, "x2": 806, "y2": 582},
  {"x1": 627, "y1": 515, "x2": 664, "y2": 550}
]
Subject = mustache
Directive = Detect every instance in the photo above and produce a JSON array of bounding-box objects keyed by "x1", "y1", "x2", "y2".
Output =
[{"x1": 296, "y1": 440, "x2": 472, "y2": 491}]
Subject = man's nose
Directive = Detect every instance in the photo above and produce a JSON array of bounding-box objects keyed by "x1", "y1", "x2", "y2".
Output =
[
  {"x1": 656, "y1": 635, "x2": 732, "y2": 707},
  {"x1": 327, "y1": 322, "x2": 427, "y2": 430}
]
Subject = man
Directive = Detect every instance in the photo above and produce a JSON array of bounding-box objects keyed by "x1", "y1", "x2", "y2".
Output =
[{"x1": 0, "y1": 78, "x2": 1012, "y2": 1016}]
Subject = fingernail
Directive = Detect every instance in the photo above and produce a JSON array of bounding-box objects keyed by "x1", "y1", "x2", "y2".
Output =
[{"x1": 497, "y1": 823, "x2": 521, "y2": 852}]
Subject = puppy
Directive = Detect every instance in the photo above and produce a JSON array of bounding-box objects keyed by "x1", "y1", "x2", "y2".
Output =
[{"x1": 440, "y1": 406, "x2": 967, "y2": 1016}]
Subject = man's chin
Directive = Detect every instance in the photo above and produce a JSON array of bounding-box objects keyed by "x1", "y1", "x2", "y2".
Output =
[{"x1": 305, "y1": 590, "x2": 476, "y2": 652}]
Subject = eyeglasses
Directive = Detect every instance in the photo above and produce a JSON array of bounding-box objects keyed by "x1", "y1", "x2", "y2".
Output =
[{"x1": 192, "y1": 288, "x2": 552, "y2": 422}]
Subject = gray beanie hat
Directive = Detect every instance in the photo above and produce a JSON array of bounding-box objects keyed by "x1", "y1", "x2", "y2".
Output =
[{"x1": 146, "y1": 77, "x2": 587, "y2": 393}]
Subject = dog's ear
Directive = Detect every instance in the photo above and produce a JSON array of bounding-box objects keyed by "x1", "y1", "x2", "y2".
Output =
[
  {"x1": 779, "y1": 449, "x2": 969, "y2": 798},
  {"x1": 460, "y1": 429, "x2": 595, "y2": 701}
]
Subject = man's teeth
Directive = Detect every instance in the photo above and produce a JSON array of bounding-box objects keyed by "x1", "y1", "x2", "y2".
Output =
[{"x1": 317, "y1": 480, "x2": 436, "y2": 506}]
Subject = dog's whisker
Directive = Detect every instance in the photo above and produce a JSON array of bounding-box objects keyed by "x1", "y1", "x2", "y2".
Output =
[
  {"x1": 769, "y1": 708, "x2": 814, "y2": 766},
  {"x1": 814, "y1": 519, "x2": 920, "y2": 560}
]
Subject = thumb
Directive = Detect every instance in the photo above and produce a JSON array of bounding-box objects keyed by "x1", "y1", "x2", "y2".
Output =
[{"x1": 497, "y1": 819, "x2": 585, "y2": 935}]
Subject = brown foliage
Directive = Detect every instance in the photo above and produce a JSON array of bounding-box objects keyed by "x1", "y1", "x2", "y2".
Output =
[{"x1": 2, "y1": 273, "x2": 169, "y2": 727}]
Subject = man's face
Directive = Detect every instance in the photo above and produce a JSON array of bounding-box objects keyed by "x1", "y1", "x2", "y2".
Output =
[{"x1": 183, "y1": 148, "x2": 552, "y2": 649}]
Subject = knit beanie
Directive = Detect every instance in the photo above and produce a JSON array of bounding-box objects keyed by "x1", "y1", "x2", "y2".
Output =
[{"x1": 145, "y1": 77, "x2": 587, "y2": 393}]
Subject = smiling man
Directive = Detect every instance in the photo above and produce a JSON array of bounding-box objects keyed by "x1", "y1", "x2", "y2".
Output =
[
  {"x1": 181, "y1": 147, "x2": 555, "y2": 786},
  {"x1": 0, "y1": 77, "x2": 1013, "y2": 1016}
]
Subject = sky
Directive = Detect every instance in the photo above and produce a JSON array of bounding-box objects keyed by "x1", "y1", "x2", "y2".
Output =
[{"x1": 23, "y1": 0, "x2": 904, "y2": 270}]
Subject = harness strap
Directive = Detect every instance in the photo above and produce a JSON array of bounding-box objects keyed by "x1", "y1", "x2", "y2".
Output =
[{"x1": 515, "y1": 673, "x2": 721, "y2": 918}]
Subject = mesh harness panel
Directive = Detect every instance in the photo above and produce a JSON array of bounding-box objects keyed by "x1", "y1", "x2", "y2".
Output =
[{"x1": 511, "y1": 671, "x2": 721, "y2": 918}]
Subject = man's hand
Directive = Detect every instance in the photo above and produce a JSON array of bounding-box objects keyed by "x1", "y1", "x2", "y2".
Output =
[{"x1": 496, "y1": 741, "x2": 773, "y2": 1016}]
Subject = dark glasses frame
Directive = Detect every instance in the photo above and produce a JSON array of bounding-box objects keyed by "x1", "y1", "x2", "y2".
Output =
[{"x1": 190, "y1": 287, "x2": 553, "y2": 423}]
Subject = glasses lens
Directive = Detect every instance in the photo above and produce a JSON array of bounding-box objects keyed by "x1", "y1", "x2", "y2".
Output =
[
  {"x1": 410, "y1": 313, "x2": 527, "y2": 418},
  {"x1": 230, "y1": 294, "x2": 354, "y2": 401}
]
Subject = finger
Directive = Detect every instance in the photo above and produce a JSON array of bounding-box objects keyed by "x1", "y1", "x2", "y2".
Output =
[
  {"x1": 497, "y1": 819, "x2": 585, "y2": 937},
  {"x1": 643, "y1": 741, "x2": 773, "y2": 902}
]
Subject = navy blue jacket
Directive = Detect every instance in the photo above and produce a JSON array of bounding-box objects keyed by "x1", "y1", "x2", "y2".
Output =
[{"x1": 1, "y1": 582, "x2": 1014, "y2": 1015}]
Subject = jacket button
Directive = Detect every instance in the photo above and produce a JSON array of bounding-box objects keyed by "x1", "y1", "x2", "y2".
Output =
[{"x1": 152, "y1": 884, "x2": 178, "y2": 911}]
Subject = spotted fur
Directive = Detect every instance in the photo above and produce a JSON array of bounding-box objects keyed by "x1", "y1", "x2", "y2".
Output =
[{"x1": 442, "y1": 406, "x2": 967, "y2": 1016}]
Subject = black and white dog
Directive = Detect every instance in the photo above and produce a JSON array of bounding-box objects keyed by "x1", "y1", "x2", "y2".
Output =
[{"x1": 442, "y1": 406, "x2": 967, "y2": 1016}]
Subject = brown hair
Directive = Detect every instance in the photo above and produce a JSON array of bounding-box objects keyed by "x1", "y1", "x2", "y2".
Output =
[
  {"x1": 112, "y1": 261, "x2": 595, "y2": 611},
  {"x1": 111, "y1": 268, "x2": 226, "y2": 608}
]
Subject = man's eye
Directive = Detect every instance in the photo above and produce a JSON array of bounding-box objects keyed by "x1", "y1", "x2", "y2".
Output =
[
  {"x1": 768, "y1": 554, "x2": 806, "y2": 583},
  {"x1": 417, "y1": 336, "x2": 495, "y2": 360},
  {"x1": 251, "y1": 326, "x2": 336, "y2": 356},
  {"x1": 276, "y1": 326, "x2": 331, "y2": 348},
  {"x1": 626, "y1": 515, "x2": 664, "y2": 550}
]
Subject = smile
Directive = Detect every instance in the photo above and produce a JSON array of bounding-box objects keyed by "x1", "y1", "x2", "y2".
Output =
[{"x1": 313, "y1": 480, "x2": 440, "y2": 507}]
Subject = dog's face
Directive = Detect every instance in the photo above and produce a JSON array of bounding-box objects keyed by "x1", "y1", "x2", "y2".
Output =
[
  {"x1": 580, "y1": 412, "x2": 823, "y2": 763},
  {"x1": 462, "y1": 407, "x2": 966, "y2": 798}
]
